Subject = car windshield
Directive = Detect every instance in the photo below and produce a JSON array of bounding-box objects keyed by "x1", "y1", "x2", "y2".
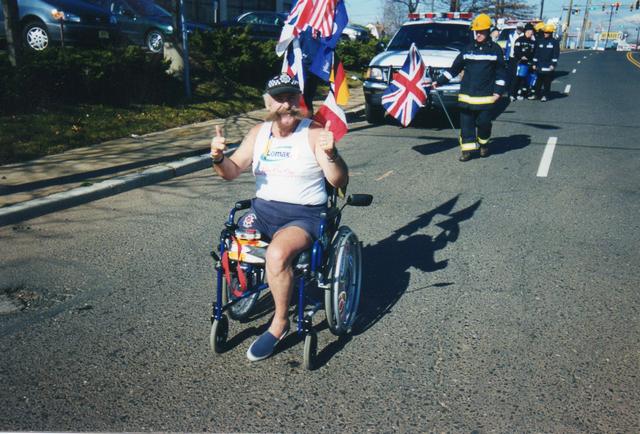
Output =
[
  {"x1": 238, "y1": 12, "x2": 285, "y2": 26},
  {"x1": 387, "y1": 23, "x2": 472, "y2": 50},
  {"x1": 127, "y1": 0, "x2": 170, "y2": 17}
]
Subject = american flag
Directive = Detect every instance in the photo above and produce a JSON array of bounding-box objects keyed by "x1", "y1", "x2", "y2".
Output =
[
  {"x1": 276, "y1": 0, "x2": 340, "y2": 56},
  {"x1": 381, "y1": 43, "x2": 428, "y2": 127}
]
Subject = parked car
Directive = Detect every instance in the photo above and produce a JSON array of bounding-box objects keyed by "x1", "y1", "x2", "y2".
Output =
[
  {"x1": 0, "y1": 0, "x2": 117, "y2": 51},
  {"x1": 214, "y1": 10, "x2": 287, "y2": 41},
  {"x1": 100, "y1": 0, "x2": 211, "y2": 52},
  {"x1": 342, "y1": 23, "x2": 369, "y2": 42}
]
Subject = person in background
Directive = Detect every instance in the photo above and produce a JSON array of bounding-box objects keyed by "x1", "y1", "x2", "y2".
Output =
[
  {"x1": 532, "y1": 24, "x2": 560, "y2": 102},
  {"x1": 490, "y1": 26, "x2": 500, "y2": 43},
  {"x1": 507, "y1": 22, "x2": 525, "y2": 99},
  {"x1": 511, "y1": 23, "x2": 536, "y2": 101}
]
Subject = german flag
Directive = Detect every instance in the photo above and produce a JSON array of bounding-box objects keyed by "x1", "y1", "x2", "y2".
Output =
[{"x1": 330, "y1": 60, "x2": 350, "y2": 106}]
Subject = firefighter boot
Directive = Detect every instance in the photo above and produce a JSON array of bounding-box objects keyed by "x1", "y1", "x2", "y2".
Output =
[{"x1": 459, "y1": 151, "x2": 472, "y2": 162}]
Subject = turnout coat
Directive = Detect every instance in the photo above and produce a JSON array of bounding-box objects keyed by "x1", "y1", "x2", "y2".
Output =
[
  {"x1": 436, "y1": 40, "x2": 507, "y2": 110},
  {"x1": 533, "y1": 37, "x2": 560, "y2": 73}
]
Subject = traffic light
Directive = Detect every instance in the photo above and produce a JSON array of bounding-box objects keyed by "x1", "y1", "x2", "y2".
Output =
[{"x1": 602, "y1": 4, "x2": 606, "y2": 11}]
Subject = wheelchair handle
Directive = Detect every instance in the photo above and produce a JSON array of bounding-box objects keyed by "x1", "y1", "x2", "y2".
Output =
[
  {"x1": 347, "y1": 194, "x2": 373, "y2": 207},
  {"x1": 234, "y1": 200, "x2": 252, "y2": 210}
]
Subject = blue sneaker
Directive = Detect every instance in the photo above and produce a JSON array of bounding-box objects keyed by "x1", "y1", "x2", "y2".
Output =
[{"x1": 246, "y1": 328, "x2": 289, "y2": 362}]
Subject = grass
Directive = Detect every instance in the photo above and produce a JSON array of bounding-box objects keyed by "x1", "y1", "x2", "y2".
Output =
[
  {"x1": 0, "y1": 84, "x2": 264, "y2": 166},
  {"x1": 0, "y1": 71, "x2": 363, "y2": 166}
]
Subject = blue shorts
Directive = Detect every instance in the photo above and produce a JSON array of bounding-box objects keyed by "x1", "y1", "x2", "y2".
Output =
[{"x1": 238, "y1": 198, "x2": 327, "y2": 241}]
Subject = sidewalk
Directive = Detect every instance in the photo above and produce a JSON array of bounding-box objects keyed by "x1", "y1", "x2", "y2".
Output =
[{"x1": 0, "y1": 87, "x2": 366, "y2": 226}]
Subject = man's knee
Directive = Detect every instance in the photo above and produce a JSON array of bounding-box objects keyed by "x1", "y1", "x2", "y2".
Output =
[{"x1": 266, "y1": 244, "x2": 294, "y2": 273}]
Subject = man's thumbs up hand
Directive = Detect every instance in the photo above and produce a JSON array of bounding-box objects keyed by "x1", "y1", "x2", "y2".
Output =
[
  {"x1": 318, "y1": 121, "x2": 336, "y2": 159},
  {"x1": 211, "y1": 125, "x2": 226, "y2": 160}
]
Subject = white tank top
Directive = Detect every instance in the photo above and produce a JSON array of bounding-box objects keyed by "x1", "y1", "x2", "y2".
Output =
[{"x1": 252, "y1": 118, "x2": 327, "y2": 206}]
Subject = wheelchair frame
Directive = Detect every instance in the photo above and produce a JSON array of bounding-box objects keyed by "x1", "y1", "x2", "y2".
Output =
[{"x1": 209, "y1": 187, "x2": 372, "y2": 369}]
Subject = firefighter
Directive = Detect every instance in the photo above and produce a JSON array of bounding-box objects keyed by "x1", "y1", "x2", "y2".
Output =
[
  {"x1": 526, "y1": 22, "x2": 546, "y2": 99},
  {"x1": 511, "y1": 23, "x2": 536, "y2": 100},
  {"x1": 507, "y1": 22, "x2": 525, "y2": 98},
  {"x1": 432, "y1": 14, "x2": 506, "y2": 162},
  {"x1": 532, "y1": 24, "x2": 560, "y2": 101}
]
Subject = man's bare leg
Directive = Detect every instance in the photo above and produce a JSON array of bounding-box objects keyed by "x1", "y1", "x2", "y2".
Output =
[{"x1": 265, "y1": 226, "x2": 312, "y2": 336}]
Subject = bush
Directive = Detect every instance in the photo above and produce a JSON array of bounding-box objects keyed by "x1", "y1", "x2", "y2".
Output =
[
  {"x1": 188, "y1": 28, "x2": 281, "y2": 93},
  {"x1": 335, "y1": 38, "x2": 381, "y2": 71},
  {"x1": 0, "y1": 46, "x2": 182, "y2": 115}
]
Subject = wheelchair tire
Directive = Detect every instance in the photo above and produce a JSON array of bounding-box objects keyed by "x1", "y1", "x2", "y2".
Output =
[
  {"x1": 209, "y1": 314, "x2": 228, "y2": 354},
  {"x1": 325, "y1": 226, "x2": 362, "y2": 336},
  {"x1": 225, "y1": 275, "x2": 260, "y2": 321},
  {"x1": 303, "y1": 330, "x2": 318, "y2": 370}
]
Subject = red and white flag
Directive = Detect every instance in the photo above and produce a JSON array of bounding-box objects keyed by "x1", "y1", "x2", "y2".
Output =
[{"x1": 313, "y1": 91, "x2": 348, "y2": 142}]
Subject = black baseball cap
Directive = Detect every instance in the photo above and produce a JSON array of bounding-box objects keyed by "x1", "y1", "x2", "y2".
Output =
[{"x1": 265, "y1": 73, "x2": 301, "y2": 96}]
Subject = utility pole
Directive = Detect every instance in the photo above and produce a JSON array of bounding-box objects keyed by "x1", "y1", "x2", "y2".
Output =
[
  {"x1": 540, "y1": 0, "x2": 545, "y2": 20},
  {"x1": 1, "y1": 0, "x2": 20, "y2": 67},
  {"x1": 561, "y1": 0, "x2": 575, "y2": 49},
  {"x1": 604, "y1": 3, "x2": 615, "y2": 50},
  {"x1": 579, "y1": 0, "x2": 592, "y2": 49},
  {"x1": 636, "y1": 26, "x2": 639, "y2": 51}
]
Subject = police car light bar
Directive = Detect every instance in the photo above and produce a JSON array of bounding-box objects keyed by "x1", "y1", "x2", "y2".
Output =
[
  {"x1": 408, "y1": 11, "x2": 472, "y2": 20},
  {"x1": 442, "y1": 12, "x2": 473, "y2": 19}
]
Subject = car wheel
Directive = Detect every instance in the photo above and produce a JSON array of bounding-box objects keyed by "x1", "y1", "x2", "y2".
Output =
[
  {"x1": 23, "y1": 21, "x2": 50, "y2": 51},
  {"x1": 145, "y1": 30, "x2": 164, "y2": 53}
]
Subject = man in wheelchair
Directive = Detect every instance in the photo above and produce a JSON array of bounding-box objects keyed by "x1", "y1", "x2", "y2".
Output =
[{"x1": 210, "y1": 73, "x2": 348, "y2": 362}]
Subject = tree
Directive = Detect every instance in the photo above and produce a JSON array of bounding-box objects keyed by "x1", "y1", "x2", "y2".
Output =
[
  {"x1": 457, "y1": 0, "x2": 535, "y2": 17},
  {"x1": 2, "y1": 0, "x2": 21, "y2": 66}
]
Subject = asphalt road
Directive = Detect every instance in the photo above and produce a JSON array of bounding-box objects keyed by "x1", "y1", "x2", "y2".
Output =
[{"x1": 1, "y1": 51, "x2": 638, "y2": 432}]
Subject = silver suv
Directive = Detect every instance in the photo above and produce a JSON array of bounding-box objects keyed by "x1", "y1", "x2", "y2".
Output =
[{"x1": 362, "y1": 15, "x2": 473, "y2": 124}]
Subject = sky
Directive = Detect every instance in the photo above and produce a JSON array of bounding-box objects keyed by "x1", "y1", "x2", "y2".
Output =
[{"x1": 344, "y1": 0, "x2": 640, "y2": 34}]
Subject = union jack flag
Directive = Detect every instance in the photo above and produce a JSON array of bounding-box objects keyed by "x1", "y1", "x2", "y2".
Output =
[{"x1": 381, "y1": 43, "x2": 428, "y2": 127}]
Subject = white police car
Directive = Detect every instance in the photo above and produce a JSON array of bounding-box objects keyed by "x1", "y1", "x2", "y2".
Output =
[{"x1": 362, "y1": 12, "x2": 473, "y2": 124}]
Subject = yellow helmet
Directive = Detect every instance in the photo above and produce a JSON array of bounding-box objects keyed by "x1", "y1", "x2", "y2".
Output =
[
  {"x1": 471, "y1": 14, "x2": 492, "y2": 31},
  {"x1": 534, "y1": 22, "x2": 545, "y2": 31},
  {"x1": 543, "y1": 23, "x2": 556, "y2": 33}
]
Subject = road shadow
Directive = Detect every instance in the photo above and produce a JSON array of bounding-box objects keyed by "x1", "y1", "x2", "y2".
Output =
[
  {"x1": 351, "y1": 195, "x2": 482, "y2": 337},
  {"x1": 412, "y1": 138, "x2": 458, "y2": 156},
  {"x1": 412, "y1": 133, "x2": 531, "y2": 157},
  {"x1": 486, "y1": 134, "x2": 532, "y2": 156}
]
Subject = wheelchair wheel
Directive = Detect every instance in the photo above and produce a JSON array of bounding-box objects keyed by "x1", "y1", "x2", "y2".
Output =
[
  {"x1": 325, "y1": 226, "x2": 362, "y2": 336},
  {"x1": 209, "y1": 314, "x2": 228, "y2": 354},
  {"x1": 303, "y1": 330, "x2": 318, "y2": 370},
  {"x1": 225, "y1": 274, "x2": 260, "y2": 321}
]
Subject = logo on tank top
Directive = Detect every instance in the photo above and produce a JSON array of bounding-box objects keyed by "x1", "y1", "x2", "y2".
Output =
[{"x1": 260, "y1": 141, "x2": 299, "y2": 163}]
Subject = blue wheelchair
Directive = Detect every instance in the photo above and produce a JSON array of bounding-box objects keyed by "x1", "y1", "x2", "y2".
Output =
[{"x1": 209, "y1": 185, "x2": 373, "y2": 369}]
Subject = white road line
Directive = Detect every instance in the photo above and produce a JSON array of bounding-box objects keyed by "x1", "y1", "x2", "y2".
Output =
[
  {"x1": 375, "y1": 170, "x2": 394, "y2": 181},
  {"x1": 537, "y1": 137, "x2": 558, "y2": 178},
  {"x1": 564, "y1": 84, "x2": 571, "y2": 94},
  {"x1": 583, "y1": 55, "x2": 587, "y2": 59},
  {"x1": 572, "y1": 68, "x2": 577, "y2": 73},
  {"x1": 578, "y1": 60, "x2": 581, "y2": 64}
]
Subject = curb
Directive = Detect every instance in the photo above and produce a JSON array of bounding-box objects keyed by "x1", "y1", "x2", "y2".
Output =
[
  {"x1": 0, "y1": 154, "x2": 211, "y2": 227},
  {"x1": 0, "y1": 104, "x2": 366, "y2": 227}
]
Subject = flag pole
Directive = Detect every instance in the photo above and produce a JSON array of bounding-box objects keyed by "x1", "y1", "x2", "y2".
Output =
[
  {"x1": 426, "y1": 69, "x2": 456, "y2": 131},
  {"x1": 432, "y1": 89, "x2": 456, "y2": 131}
]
